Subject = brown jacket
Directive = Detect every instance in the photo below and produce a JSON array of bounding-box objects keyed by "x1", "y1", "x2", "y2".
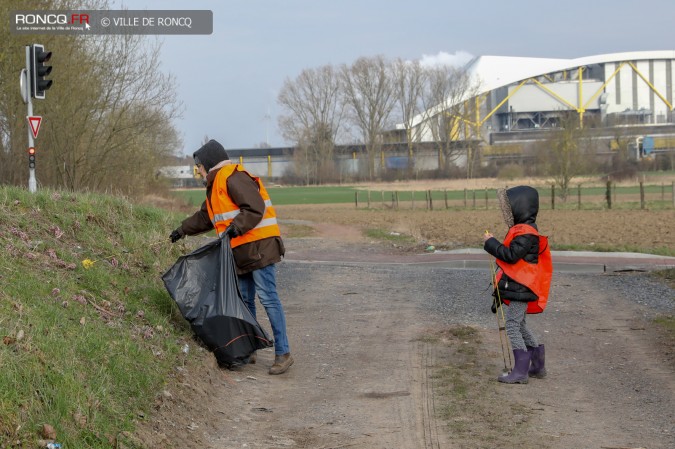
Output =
[{"x1": 179, "y1": 165, "x2": 285, "y2": 275}]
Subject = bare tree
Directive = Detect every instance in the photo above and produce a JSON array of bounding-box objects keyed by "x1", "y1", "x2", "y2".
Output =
[
  {"x1": 0, "y1": 0, "x2": 182, "y2": 195},
  {"x1": 340, "y1": 56, "x2": 397, "y2": 180},
  {"x1": 49, "y1": 33, "x2": 181, "y2": 192},
  {"x1": 392, "y1": 58, "x2": 427, "y2": 173},
  {"x1": 537, "y1": 112, "x2": 589, "y2": 200},
  {"x1": 277, "y1": 65, "x2": 345, "y2": 184},
  {"x1": 419, "y1": 65, "x2": 479, "y2": 176}
]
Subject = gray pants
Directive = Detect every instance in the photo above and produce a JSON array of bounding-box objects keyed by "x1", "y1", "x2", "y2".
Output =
[{"x1": 504, "y1": 300, "x2": 539, "y2": 351}]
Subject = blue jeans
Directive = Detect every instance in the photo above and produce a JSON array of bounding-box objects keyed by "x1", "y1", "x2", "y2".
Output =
[{"x1": 238, "y1": 264, "x2": 290, "y2": 355}]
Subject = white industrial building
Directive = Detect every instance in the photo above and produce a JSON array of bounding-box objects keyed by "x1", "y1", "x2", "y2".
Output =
[{"x1": 404, "y1": 50, "x2": 675, "y2": 161}]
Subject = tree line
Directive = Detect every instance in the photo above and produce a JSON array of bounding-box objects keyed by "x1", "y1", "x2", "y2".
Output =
[
  {"x1": 277, "y1": 55, "x2": 479, "y2": 184},
  {"x1": 0, "y1": 0, "x2": 182, "y2": 196}
]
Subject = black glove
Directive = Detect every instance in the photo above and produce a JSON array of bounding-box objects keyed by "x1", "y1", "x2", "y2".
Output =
[
  {"x1": 170, "y1": 228, "x2": 184, "y2": 243},
  {"x1": 225, "y1": 224, "x2": 239, "y2": 238}
]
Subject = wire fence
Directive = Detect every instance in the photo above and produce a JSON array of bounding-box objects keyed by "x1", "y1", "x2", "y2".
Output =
[{"x1": 355, "y1": 181, "x2": 675, "y2": 211}]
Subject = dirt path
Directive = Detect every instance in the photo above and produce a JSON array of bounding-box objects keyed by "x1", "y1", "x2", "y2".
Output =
[
  {"x1": 138, "y1": 227, "x2": 674, "y2": 449},
  {"x1": 201, "y1": 260, "x2": 449, "y2": 448}
]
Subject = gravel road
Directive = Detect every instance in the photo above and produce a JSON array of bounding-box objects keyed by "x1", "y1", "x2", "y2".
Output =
[{"x1": 137, "y1": 236, "x2": 674, "y2": 448}]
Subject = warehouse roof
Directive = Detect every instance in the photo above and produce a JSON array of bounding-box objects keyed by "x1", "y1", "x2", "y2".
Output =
[
  {"x1": 466, "y1": 50, "x2": 675, "y2": 97},
  {"x1": 402, "y1": 50, "x2": 675, "y2": 129}
]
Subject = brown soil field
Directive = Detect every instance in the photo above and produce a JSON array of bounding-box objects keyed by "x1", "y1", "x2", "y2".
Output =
[
  {"x1": 276, "y1": 203, "x2": 675, "y2": 255},
  {"x1": 355, "y1": 172, "x2": 675, "y2": 191}
]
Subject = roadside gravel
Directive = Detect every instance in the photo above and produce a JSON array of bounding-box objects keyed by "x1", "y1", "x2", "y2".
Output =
[{"x1": 422, "y1": 269, "x2": 675, "y2": 330}]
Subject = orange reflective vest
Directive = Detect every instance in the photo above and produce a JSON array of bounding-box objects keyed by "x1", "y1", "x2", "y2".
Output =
[
  {"x1": 496, "y1": 224, "x2": 553, "y2": 314},
  {"x1": 205, "y1": 164, "x2": 281, "y2": 249}
]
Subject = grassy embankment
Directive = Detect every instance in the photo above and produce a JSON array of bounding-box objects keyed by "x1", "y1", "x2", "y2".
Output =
[{"x1": 0, "y1": 186, "x2": 198, "y2": 448}]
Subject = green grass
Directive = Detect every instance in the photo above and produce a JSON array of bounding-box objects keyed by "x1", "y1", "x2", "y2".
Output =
[
  {"x1": 177, "y1": 186, "x2": 361, "y2": 206},
  {"x1": 650, "y1": 268, "x2": 675, "y2": 289},
  {"x1": 654, "y1": 315, "x2": 675, "y2": 333},
  {"x1": 178, "y1": 185, "x2": 467, "y2": 206},
  {"x1": 0, "y1": 186, "x2": 193, "y2": 448}
]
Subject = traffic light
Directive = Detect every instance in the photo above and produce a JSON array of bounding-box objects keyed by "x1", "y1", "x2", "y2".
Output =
[
  {"x1": 30, "y1": 44, "x2": 52, "y2": 99},
  {"x1": 28, "y1": 147, "x2": 36, "y2": 169}
]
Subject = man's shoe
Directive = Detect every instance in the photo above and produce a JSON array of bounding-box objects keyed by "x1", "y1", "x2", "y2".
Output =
[
  {"x1": 269, "y1": 353, "x2": 293, "y2": 375},
  {"x1": 249, "y1": 351, "x2": 257, "y2": 364}
]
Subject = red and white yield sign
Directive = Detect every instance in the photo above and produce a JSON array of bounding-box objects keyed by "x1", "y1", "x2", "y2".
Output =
[{"x1": 28, "y1": 116, "x2": 42, "y2": 139}]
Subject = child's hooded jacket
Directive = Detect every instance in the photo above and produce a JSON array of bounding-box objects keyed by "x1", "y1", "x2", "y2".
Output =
[{"x1": 484, "y1": 186, "x2": 552, "y2": 311}]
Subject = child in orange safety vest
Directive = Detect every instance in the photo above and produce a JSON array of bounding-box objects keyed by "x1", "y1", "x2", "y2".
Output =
[{"x1": 483, "y1": 185, "x2": 552, "y2": 384}]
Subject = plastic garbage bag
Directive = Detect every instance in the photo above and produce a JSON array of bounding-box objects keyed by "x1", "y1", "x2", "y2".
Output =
[{"x1": 162, "y1": 237, "x2": 273, "y2": 367}]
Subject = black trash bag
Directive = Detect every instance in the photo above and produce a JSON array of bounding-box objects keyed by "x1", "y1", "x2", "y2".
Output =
[{"x1": 162, "y1": 237, "x2": 273, "y2": 367}]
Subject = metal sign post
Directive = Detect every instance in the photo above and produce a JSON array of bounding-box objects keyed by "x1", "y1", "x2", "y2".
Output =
[{"x1": 23, "y1": 45, "x2": 37, "y2": 193}]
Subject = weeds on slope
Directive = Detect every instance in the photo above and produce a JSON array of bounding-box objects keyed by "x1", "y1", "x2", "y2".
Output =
[{"x1": 0, "y1": 186, "x2": 199, "y2": 448}]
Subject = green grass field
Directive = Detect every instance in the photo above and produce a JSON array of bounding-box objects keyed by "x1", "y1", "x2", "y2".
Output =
[{"x1": 177, "y1": 186, "x2": 360, "y2": 206}]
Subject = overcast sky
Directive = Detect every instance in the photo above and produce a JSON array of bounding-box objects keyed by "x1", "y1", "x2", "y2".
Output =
[{"x1": 117, "y1": 0, "x2": 675, "y2": 156}]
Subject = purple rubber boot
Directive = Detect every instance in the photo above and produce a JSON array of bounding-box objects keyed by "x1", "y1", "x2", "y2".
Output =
[
  {"x1": 528, "y1": 344, "x2": 547, "y2": 378},
  {"x1": 498, "y1": 349, "x2": 530, "y2": 384}
]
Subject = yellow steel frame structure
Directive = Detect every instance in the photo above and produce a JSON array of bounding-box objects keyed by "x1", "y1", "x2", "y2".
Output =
[
  {"x1": 443, "y1": 61, "x2": 674, "y2": 140},
  {"x1": 628, "y1": 61, "x2": 673, "y2": 111}
]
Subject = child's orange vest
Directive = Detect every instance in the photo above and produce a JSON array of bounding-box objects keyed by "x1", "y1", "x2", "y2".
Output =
[{"x1": 496, "y1": 224, "x2": 553, "y2": 314}]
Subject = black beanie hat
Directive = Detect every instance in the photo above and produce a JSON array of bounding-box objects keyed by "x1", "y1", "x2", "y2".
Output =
[{"x1": 193, "y1": 139, "x2": 230, "y2": 172}]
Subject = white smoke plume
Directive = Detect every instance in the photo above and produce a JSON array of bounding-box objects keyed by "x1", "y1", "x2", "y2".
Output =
[{"x1": 419, "y1": 50, "x2": 474, "y2": 68}]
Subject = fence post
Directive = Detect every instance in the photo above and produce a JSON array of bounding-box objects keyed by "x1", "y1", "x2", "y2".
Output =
[
  {"x1": 485, "y1": 188, "x2": 489, "y2": 209},
  {"x1": 428, "y1": 190, "x2": 433, "y2": 210},
  {"x1": 551, "y1": 184, "x2": 555, "y2": 210},
  {"x1": 606, "y1": 180, "x2": 612, "y2": 209},
  {"x1": 577, "y1": 184, "x2": 581, "y2": 210},
  {"x1": 640, "y1": 181, "x2": 645, "y2": 210},
  {"x1": 444, "y1": 189, "x2": 448, "y2": 209},
  {"x1": 464, "y1": 189, "x2": 467, "y2": 209},
  {"x1": 395, "y1": 191, "x2": 399, "y2": 209},
  {"x1": 673, "y1": 181, "x2": 675, "y2": 208},
  {"x1": 367, "y1": 190, "x2": 371, "y2": 209},
  {"x1": 411, "y1": 190, "x2": 415, "y2": 210},
  {"x1": 472, "y1": 190, "x2": 476, "y2": 209},
  {"x1": 355, "y1": 191, "x2": 358, "y2": 208}
]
